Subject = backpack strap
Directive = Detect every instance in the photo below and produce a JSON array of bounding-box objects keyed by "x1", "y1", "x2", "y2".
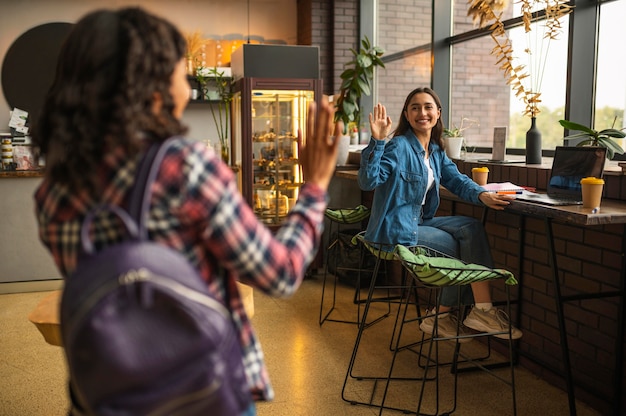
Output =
[
  {"x1": 78, "y1": 139, "x2": 173, "y2": 256},
  {"x1": 128, "y1": 137, "x2": 177, "y2": 240},
  {"x1": 128, "y1": 138, "x2": 236, "y2": 308}
]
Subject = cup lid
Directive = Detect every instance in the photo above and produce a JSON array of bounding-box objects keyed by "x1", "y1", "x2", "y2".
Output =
[
  {"x1": 580, "y1": 177, "x2": 605, "y2": 185},
  {"x1": 472, "y1": 166, "x2": 489, "y2": 172}
]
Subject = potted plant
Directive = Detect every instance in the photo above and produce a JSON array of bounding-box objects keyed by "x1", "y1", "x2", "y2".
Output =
[
  {"x1": 334, "y1": 36, "x2": 385, "y2": 132},
  {"x1": 559, "y1": 119, "x2": 625, "y2": 159},
  {"x1": 196, "y1": 66, "x2": 233, "y2": 164},
  {"x1": 332, "y1": 36, "x2": 384, "y2": 165},
  {"x1": 443, "y1": 117, "x2": 479, "y2": 159}
]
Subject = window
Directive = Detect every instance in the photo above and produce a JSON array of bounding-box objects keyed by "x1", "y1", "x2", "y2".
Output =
[
  {"x1": 595, "y1": 0, "x2": 626, "y2": 150},
  {"x1": 376, "y1": 0, "x2": 432, "y2": 129},
  {"x1": 450, "y1": 1, "x2": 569, "y2": 152},
  {"x1": 450, "y1": 36, "x2": 511, "y2": 149},
  {"x1": 378, "y1": 53, "x2": 432, "y2": 127},
  {"x1": 367, "y1": 0, "x2": 617, "y2": 157}
]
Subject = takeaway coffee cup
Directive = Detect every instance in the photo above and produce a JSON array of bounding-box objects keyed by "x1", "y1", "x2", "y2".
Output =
[
  {"x1": 472, "y1": 166, "x2": 489, "y2": 186},
  {"x1": 580, "y1": 177, "x2": 604, "y2": 209}
]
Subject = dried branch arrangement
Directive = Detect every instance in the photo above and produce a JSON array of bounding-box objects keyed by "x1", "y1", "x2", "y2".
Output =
[
  {"x1": 184, "y1": 30, "x2": 209, "y2": 74},
  {"x1": 467, "y1": 0, "x2": 573, "y2": 118}
]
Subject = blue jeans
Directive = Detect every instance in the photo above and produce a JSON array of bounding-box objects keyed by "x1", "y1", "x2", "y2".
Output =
[
  {"x1": 417, "y1": 216, "x2": 494, "y2": 307},
  {"x1": 240, "y1": 403, "x2": 256, "y2": 416}
]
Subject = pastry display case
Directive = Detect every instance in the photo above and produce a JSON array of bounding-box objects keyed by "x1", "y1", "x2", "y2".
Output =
[{"x1": 230, "y1": 44, "x2": 321, "y2": 226}]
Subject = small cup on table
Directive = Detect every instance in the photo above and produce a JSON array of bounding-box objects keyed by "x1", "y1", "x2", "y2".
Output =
[
  {"x1": 471, "y1": 166, "x2": 489, "y2": 186},
  {"x1": 580, "y1": 177, "x2": 604, "y2": 209}
]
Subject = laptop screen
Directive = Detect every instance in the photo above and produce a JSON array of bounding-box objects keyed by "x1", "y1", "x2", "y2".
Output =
[{"x1": 548, "y1": 146, "x2": 606, "y2": 197}]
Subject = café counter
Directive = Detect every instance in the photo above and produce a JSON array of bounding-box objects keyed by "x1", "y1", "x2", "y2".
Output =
[{"x1": 0, "y1": 169, "x2": 61, "y2": 292}]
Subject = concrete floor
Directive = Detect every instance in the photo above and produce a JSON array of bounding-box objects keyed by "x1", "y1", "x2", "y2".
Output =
[{"x1": 0, "y1": 275, "x2": 603, "y2": 415}]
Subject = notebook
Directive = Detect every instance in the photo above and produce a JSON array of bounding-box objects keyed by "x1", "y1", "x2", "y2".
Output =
[{"x1": 515, "y1": 146, "x2": 607, "y2": 206}]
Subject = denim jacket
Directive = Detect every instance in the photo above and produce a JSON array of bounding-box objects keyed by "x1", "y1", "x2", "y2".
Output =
[{"x1": 358, "y1": 129, "x2": 485, "y2": 247}]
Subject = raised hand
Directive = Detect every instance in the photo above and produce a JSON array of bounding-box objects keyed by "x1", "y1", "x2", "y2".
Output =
[
  {"x1": 298, "y1": 97, "x2": 341, "y2": 191},
  {"x1": 368, "y1": 103, "x2": 393, "y2": 141}
]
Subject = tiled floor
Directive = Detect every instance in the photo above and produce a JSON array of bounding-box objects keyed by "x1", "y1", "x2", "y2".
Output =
[{"x1": 0, "y1": 275, "x2": 602, "y2": 415}]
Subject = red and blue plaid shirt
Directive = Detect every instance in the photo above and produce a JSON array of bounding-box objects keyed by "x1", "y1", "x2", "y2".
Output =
[{"x1": 34, "y1": 138, "x2": 328, "y2": 401}]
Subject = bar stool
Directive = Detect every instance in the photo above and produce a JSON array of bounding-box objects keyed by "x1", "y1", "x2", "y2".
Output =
[
  {"x1": 318, "y1": 205, "x2": 372, "y2": 325},
  {"x1": 341, "y1": 235, "x2": 431, "y2": 411},
  {"x1": 376, "y1": 245, "x2": 518, "y2": 415}
]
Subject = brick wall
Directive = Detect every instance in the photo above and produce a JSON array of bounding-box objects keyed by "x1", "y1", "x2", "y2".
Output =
[
  {"x1": 298, "y1": 0, "x2": 335, "y2": 96},
  {"x1": 300, "y1": 0, "x2": 360, "y2": 97}
]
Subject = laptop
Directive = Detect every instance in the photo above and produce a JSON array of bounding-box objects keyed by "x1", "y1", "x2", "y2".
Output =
[{"x1": 515, "y1": 146, "x2": 607, "y2": 206}]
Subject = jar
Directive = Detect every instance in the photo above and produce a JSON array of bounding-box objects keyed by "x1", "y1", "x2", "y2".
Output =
[{"x1": 1, "y1": 134, "x2": 13, "y2": 169}]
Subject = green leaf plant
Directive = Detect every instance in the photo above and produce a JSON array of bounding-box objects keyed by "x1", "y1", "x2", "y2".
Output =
[
  {"x1": 197, "y1": 66, "x2": 233, "y2": 157},
  {"x1": 443, "y1": 117, "x2": 479, "y2": 138},
  {"x1": 334, "y1": 36, "x2": 385, "y2": 133},
  {"x1": 559, "y1": 119, "x2": 626, "y2": 159}
]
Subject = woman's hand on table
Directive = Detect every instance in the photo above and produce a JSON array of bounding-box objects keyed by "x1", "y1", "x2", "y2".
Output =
[{"x1": 479, "y1": 192, "x2": 515, "y2": 210}]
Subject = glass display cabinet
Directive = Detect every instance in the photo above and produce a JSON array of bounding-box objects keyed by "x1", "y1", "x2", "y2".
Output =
[{"x1": 230, "y1": 44, "x2": 321, "y2": 226}]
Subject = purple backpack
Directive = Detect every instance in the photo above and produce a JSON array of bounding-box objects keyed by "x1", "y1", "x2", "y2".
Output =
[{"x1": 60, "y1": 139, "x2": 252, "y2": 415}]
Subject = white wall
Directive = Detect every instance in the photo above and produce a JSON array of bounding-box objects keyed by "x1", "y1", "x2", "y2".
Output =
[
  {"x1": 0, "y1": 0, "x2": 297, "y2": 130},
  {"x1": 0, "y1": 0, "x2": 297, "y2": 287},
  {"x1": 0, "y1": 177, "x2": 60, "y2": 284}
]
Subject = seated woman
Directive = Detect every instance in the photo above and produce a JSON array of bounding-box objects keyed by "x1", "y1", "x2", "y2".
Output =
[{"x1": 358, "y1": 87, "x2": 522, "y2": 340}]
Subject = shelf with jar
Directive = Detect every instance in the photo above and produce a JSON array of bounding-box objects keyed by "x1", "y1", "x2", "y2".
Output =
[
  {"x1": 187, "y1": 75, "x2": 232, "y2": 103},
  {"x1": 251, "y1": 130, "x2": 303, "y2": 224}
]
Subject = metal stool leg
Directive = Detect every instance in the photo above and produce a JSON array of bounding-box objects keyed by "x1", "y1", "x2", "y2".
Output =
[
  {"x1": 341, "y1": 240, "x2": 433, "y2": 412},
  {"x1": 377, "y1": 245, "x2": 518, "y2": 415},
  {"x1": 319, "y1": 208, "x2": 372, "y2": 326}
]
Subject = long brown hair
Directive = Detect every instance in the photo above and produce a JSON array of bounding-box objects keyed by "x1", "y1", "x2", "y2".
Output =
[
  {"x1": 392, "y1": 87, "x2": 444, "y2": 149},
  {"x1": 33, "y1": 7, "x2": 188, "y2": 193}
]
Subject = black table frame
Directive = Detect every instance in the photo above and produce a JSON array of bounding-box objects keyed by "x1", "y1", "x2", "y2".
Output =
[{"x1": 448, "y1": 196, "x2": 626, "y2": 416}]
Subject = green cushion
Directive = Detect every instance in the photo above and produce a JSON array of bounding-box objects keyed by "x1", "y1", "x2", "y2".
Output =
[
  {"x1": 351, "y1": 232, "x2": 396, "y2": 260},
  {"x1": 325, "y1": 205, "x2": 370, "y2": 224},
  {"x1": 394, "y1": 245, "x2": 518, "y2": 286}
]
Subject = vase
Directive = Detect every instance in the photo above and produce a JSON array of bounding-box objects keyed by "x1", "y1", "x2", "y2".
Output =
[
  {"x1": 335, "y1": 135, "x2": 351, "y2": 165},
  {"x1": 220, "y1": 143, "x2": 229, "y2": 165},
  {"x1": 444, "y1": 136, "x2": 464, "y2": 160},
  {"x1": 526, "y1": 117, "x2": 542, "y2": 164}
]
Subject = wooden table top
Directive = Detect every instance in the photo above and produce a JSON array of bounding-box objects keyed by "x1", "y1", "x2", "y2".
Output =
[
  {"x1": 333, "y1": 169, "x2": 626, "y2": 226},
  {"x1": 507, "y1": 198, "x2": 626, "y2": 226},
  {"x1": 443, "y1": 187, "x2": 626, "y2": 226}
]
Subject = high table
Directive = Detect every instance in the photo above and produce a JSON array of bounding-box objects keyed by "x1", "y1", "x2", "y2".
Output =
[{"x1": 444, "y1": 192, "x2": 626, "y2": 416}]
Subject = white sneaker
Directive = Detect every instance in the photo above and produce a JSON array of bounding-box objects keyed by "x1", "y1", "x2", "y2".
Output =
[
  {"x1": 419, "y1": 310, "x2": 473, "y2": 343},
  {"x1": 463, "y1": 307, "x2": 523, "y2": 340}
]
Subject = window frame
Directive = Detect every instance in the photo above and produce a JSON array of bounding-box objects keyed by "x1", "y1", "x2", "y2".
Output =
[{"x1": 365, "y1": 0, "x2": 623, "y2": 160}]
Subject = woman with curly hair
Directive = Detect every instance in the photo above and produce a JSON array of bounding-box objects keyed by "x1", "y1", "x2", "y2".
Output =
[{"x1": 33, "y1": 7, "x2": 339, "y2": 416}]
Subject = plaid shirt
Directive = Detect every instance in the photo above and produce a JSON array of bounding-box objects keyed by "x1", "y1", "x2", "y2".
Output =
[{"x1": 34, "y1": 138, "x2": 327, "y2": 401}]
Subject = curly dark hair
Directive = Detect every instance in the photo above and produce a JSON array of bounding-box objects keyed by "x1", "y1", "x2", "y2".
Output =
[
  {"x1": 32, "y1": 7, "x2": 188, "y2": 193},
  {"x1": 392, "y1": 87, "x2": 444, "y2": 149}
]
